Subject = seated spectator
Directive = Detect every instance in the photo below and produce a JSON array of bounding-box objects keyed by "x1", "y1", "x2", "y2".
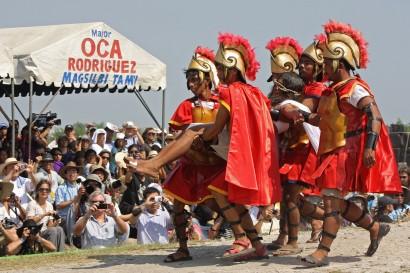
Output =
[
  {"x1": 123, "y1": 121, "x2": 144, "y2": 152},
  {"x1": 129, "y1": 187, "x2": 172, "y2": 244},
  {"x1": 0, "y1": 157, "x2": 37, "y2": 208},
  {"x1": 77, "y1": 135, "x2": 91, "y2": 152},
  {"x1": 50, "y1": 147, "x2": 64, "y2": 173},
  {"x1": 74, "y1": 151, "x2": 86, "y2": 173},
  {"x1": 26, "y1": 180, "x2": 65, "y2": 252},
  {"x1": 73, "y1": 190, "x2": 128, "y2": 249},
  {"x1": 389, "y1": 187, "x2": 410, "y2": 221},
  {"x1": 55, "y1": 162, "x2": 83, "y2": 235},
  {"x1": 0, "y1": 191, "x2": 27, "y2": 229},
  {"x1": 98, "y1": 149, "x2": 112, "y2": 181},
  {"x1": 5, "y1": 219, "x2": 56, "y2": 255},
  {"x1": 0, "y1": 181, "x2": 19, "y2": 254},
  {"x1": 399, "y1": 166, "x2": 410, "y2": 204},
  {"x1": 0, "y1": 122, "x2": 9, "y2": 149},
  {"x1": 110, "y1": 133, "x2": 126, "y2": 178},
  {"x1": 84, "y1": 149, "x2": 98, "y2": 176},
  {"x1": 105, "y1": 122, "x2": 119, "y2": 150},
  {"x1": 57, "y1": 135, "x2": 74, "y2": 165},
  {"x1": 64, "y1": 124, "x2": 77, "y2": 144},
  {"x1": 119, "y1": 146, "x2": 153, "y2": 214},
  {"x1": 375, "y1": 196, "x2": 397, "y2": 223},
  {"x1": 0, "y1": 148, "x2": 8, "y2": 165},
  {"x1": 91, "y1": 129, "x2": 111, "y2": 154},
  {"x1": 90, "y1": 164, "x2": 110, "y2": 189},
  {"x1": 35, "y1": 154, "x2": 63, "y2": 199}
]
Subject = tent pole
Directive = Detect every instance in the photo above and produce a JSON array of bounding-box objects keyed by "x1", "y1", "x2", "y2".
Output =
[
  {"x1": 0, "y1": 84, "x2": 27, "y2": 121},
  {"x1": 11, "y1": 78, "x2": 15, "y2": 158},
  {"x1": 28, "y1": 81, "x2": 33, "y2": 161},
  {"x1": 161, "y1": 89, "x2": 165, "y2": 147}
]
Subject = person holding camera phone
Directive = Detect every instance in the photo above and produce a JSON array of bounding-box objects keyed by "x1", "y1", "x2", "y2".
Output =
[
  {"x1": 0, "y1": 157, "x2": 38, "y2": 209},
  {"x1": 26, "y1": 180, "x2": 65, "y2": 252},
  {"x1": 73, "y1": 190, "x2": 128, "y2": 249},
  {"x1": 129, "y1": 187, "x2": 172, "y2": 245},
  {"x1": 5, "y1": 219, "x2": 56, "y2": 255}
]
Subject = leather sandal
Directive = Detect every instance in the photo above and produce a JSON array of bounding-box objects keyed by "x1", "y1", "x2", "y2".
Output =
[
  {"x1": 365, "y1": 223, "x2": 390, "y2": 256},
  {"x1": 297, "y1": 254, "x2": 329, "y2": 267},
  {"x1": 221, "y1": 239, "x2": 255, "y2": 259},
  {"x1": 234, "y1": 246, "x2": 269, "y2": 261},
  {"x1": 164, "y1": 248, "x2": 193, "y2": 263}
]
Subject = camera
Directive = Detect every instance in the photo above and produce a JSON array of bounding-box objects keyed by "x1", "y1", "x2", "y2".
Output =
[
  {"x1": 29, "y1": 226, "x2": 39, "y2": 236},
  {"x1": 1, "y1": 218, "x2": 16, "y2": 230},
  {"x1": 20, "y1": 164, "x2": 27, "y2": 169},
  {"x1": 31, "y1": 111, "x2": 61, "y2": 128},
  {"x1": 53, "y1": 213, "x2": 61, "y2": 221},
  {"x1": 97, "y1": 203, "x2": 108, "y2": 209},
  {"x1": 154, "y1": 196, "x2": 163, "y2": 202}
]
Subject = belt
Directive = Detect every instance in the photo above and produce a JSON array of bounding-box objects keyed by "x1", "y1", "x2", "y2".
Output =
[{"x1": 344, "y1": 128, "x2": 364, "y2": 138}]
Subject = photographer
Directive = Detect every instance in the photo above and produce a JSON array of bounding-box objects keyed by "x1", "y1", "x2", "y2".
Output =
[
  {"x1": 55, "y1": 162, "x2": 83, "y2": 235},
  {"x1": 0, "y1": 181, "x2": 19, "y2": 255},
  {"x1": 119, "y1": 144, "x2": 153, "y2": 214},
  {"x1": 129, "y1": 187, "x2": 172, "y2": 245},
  {"x1": 26, "y1": 180, "x2": 65, "y2": 252},
  {"x1": 0, "y1": 157, "x2": 38, "y2": 209},
  {"x1": 73, "y1": 190, "x2": 128, "y2": 249},
  {"x1": 5, "y1": 219, "x2": 56, "y2": 255}
]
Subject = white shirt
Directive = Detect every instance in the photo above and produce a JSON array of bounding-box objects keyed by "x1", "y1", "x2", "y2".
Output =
[
  {"x1": 346, "y1": 85, "x2": 371, "y2": 108},
  {"x1": 26, "y1": 200, "x2": 54, "y2": 232},
  {"x1": 134, "y1": 208, "x2": 171, "y2": 245}
]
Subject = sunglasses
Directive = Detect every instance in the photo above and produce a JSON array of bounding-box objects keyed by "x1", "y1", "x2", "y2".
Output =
[
  {"x1": 101, "y1": 156, "x2": 110, "y2": 160},
  {"x1": 91, "y1": 200, "x2": 105, "y2": 204},
  {"x1": 400, "y1": 176, "x2": 408, "y2": 179},
  {"x1": 395, "y1": 194, "x2": 405, "y2": 197},
  {"x1": 38, "y1": 188, "x2": 51, "y2": 192},
  {"x1": 147, "y1": 132, "x2": 157, "y2": 136}
]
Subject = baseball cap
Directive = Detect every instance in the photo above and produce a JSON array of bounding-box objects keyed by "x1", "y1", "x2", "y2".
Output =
[
  {"x1": 105, "y1": 122, "x2": 119, "y2": 132},
  {"x1": 65, "y1": 124, "x2": 74, "y2": 130},
  {"x1": 126, "y1": 121, "x2": 134, "y2": 128},
  {"x1": 378, "y1": 196, "x2": 398, "y2": 207},
  {"x1": 0, "y1": 122, "x2": 9, "y2": 129},
  {"x1": 116, "y1": 133, "x2": 125, "y2": 140}
]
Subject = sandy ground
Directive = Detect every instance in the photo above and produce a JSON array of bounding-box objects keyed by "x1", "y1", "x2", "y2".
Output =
[{"x1": 5, "y1": 220, "x2": 410, "y2": 273}]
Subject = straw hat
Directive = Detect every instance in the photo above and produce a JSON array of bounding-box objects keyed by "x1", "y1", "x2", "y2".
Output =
[
  {"x1": 0, "y1": 180, "x2": 14, "y2": 200},
  {"x1": 90, "y1": 165, "x2": 109, "y2": 182},
  {"x1": 0, "y1": 157, "x2": 24, "y2": 175},
  {"x1": 114, "y1": 152, "x2": 128, "y2": 168},
  {"x1": 58, "y1": 161, "x2": 83, "y2": 180}
]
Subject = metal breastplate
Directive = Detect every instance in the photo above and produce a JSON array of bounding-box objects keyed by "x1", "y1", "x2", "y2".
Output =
[
  {"x1": 317, "y1": 91, "x2": 347, "y2": 155},
  {"x1": 192, "y1": 99, "x2": 218, "y2": 123},
  {"x1": 282, "y1": 125, "x2": 309, "y2": 149}
]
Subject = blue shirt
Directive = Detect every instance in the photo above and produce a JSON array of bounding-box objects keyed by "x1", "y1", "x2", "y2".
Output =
[{"x1": 55, "y1": 181, "x2": 81, "y2": 217}]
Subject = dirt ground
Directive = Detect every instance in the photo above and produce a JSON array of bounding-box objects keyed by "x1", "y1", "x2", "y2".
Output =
[{"x1": 4, "y1": 220, "x2": 410, "y2": 273}]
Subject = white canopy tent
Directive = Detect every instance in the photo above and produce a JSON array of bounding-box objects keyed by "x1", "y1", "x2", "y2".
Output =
[{"x1": 0, "y1": 22, "x2": 167, "y2": 157}]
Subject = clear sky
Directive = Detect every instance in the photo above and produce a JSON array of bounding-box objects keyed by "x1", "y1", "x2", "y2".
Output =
[{"x1": 0, "y1": 0, "x2": 408, "y2": 130}]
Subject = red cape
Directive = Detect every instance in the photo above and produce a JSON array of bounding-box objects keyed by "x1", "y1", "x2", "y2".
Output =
[{"x1": 224, "y1": 82, "x2": 282, "y2": 205}]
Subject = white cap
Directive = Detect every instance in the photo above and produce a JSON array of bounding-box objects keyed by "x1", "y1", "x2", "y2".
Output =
[
  {"x1": 125, "y1": 121, "x2": 134, "y2": 128},
  {"x1": 116, "y1": 133, "x2": 125, "y2": 140},
  {"x1": 147, "y1": 183, "x2": 163, "y2": 195},
  {"x1": 106, "y1": 122, "x2": 119, "y2": 132}
]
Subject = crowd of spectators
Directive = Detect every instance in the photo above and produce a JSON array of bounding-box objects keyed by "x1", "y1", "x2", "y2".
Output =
[{"x1": 0, "y1": 119, "x2": 409, "y2": 256}]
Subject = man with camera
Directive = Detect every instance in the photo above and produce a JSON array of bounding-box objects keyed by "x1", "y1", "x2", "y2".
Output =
[
  {"x1": 55, "y1": 162, "x2": 83, "y2": 237},
  {"x1": 73, "y1": 190, "x2": 128, "y2": 249},
  {"x1": 129, "y1": 187, "x2": 172, "y2": 245},
  {"x1": 5, "y1": 219, "x2": 56, "y2": 255}
]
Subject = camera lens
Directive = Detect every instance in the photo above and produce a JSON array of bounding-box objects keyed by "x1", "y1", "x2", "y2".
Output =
[
  {"x1": 86, "y1": 185, "x2": 95, "y2": 195},
  {"x1": 30, "y1": 226, "x2": 39, "y2": 235}
]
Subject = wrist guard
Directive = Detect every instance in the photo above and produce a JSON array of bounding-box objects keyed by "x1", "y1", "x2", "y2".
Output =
[
  {"x1": 297, "y1": 109, "x2": 311, "y2": 123},
  {"x1": 270, "y1": 107, "x2": 280, "y2": 121},
  {"x1": 365, "y1": 131, "x2": 379, "y2": 150},
  {"x1": 132, "y1": 207, "x2": 143, "y2": 217},
  {"x1": 199, "y1": 136, "x2": 212, "y2": 148}
]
